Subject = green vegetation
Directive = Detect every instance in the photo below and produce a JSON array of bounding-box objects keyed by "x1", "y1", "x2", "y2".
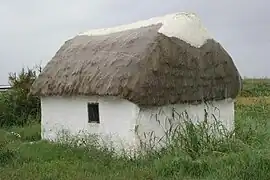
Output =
[
  {"x1": 1, "y1": 100, "x2": 270, "y2": 179},
  {"x1": 1, "y1": 69, "x2": 270, "y2": 179},
  {"x1": 0, "y1": 67, "x2": 40, "y2": 127},
  {"x1": 240, "y1": 78, "x2": 270, "y2": 97}
]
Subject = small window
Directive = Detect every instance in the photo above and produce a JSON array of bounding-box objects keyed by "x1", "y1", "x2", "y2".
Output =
[{"x1": 87, "y1": 103, "x2": 100, "y2": 123}]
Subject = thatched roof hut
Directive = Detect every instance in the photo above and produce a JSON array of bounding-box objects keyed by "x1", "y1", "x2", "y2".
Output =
[
  {"x1": 33, "y1": 12, "x2": 241, "y2": 152},
  {"x1": 30, "y1": 13, "x2": 242, "y2": 106}
]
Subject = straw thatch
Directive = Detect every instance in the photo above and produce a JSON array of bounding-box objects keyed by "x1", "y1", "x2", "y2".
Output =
[{"x1": 30, "y1": 24, "x2": 242, "y2": 106}]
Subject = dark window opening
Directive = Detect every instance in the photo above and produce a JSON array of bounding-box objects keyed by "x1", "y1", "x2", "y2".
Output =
[{"x1": 87, "y1": 103, "x2": 100, "y2": 123}]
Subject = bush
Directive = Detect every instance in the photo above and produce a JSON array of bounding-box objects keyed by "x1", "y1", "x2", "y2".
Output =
[{"x1": 0, "y1": 67, "x2": 41, "y2": 127}]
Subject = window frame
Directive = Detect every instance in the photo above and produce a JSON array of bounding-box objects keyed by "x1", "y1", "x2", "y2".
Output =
[{"x1": 87, "y1": 102, "x2": 100, "y2": 124}]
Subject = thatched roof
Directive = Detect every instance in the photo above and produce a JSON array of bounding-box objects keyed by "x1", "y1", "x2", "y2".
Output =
[{"x1": 31, "y1": 22, "x2": 242, "y2": 106}]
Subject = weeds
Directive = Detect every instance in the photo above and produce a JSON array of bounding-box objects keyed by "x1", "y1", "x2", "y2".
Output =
[{"x1": 0, "y1": 101, "x2": 269, "y2": 179}]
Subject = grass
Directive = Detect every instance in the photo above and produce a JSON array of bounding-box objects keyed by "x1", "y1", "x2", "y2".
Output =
[
  {"x1": 240, "y1": 78, "x2": 270, "y2": 97},
  {"x1": 1, "y1": 78, "x2": 270, "y2": 179}
]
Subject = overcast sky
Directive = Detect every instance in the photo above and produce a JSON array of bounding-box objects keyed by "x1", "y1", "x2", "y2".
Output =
[{"x1": 0, "y1": 0, "x2": 269, "y2": 84}]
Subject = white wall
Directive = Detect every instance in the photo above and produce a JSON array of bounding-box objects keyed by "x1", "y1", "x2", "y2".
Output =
[
  {"x1": 41, "y1": 96, "x2": 234, "y2": 152},
  {"x1": 135, "y1": 99, "x2": 235, "y2": 150},
  {"x1": 41, "y1": 96, "x2": 139, "y2": 151}
]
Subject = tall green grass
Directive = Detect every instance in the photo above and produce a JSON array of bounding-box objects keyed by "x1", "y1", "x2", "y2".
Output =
[{"x1": 1, "y1": 101, "x2": 270, "y2": 180}]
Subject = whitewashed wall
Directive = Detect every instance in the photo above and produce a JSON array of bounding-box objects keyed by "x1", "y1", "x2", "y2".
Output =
[
  {"x1": 41, "y1": 96, "x2": 235, "y2": 152},
  {"x1": 135, "y1": 99, "x2": 235, "y2": 150},
  {"x1": 41, "y1": 96, "x2": 139, "y2": 151}
]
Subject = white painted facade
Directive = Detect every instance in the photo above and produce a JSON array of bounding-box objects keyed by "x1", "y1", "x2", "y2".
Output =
[
  {"x1": 41, "y1": 96, "x2": 235, "y2": 152},
  {"x1": 77, "y1": 12, "x2": 211, "y2": 48}
]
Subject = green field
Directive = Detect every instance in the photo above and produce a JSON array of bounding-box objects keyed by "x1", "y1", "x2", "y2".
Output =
[{"x1": 1, "y1": 79, "x2": 270, "y2": 180}]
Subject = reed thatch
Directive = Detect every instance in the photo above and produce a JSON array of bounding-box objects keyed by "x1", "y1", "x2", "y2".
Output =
[{"x1": 30, "y1": 24, "x2": 242, "y2": 106}]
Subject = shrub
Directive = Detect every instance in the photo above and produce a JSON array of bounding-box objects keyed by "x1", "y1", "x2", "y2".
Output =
[{"x1": 0, "y1": 67, "x2": 41, "y2": 127}]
